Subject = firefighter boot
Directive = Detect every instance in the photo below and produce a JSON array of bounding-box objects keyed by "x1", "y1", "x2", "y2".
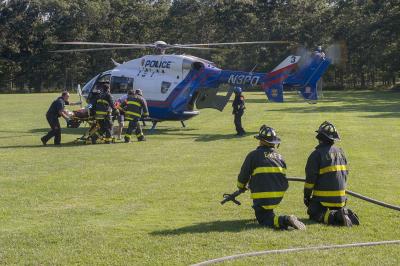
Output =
[
  {"x1": 347, "y1": 209, "x2": 360, "y2": 225},
  {"x1": 138, "y1": 135, "x2": 146, "y2": 142},
  {"x1": 338, "y1": 208, "x2": 352, "y2": 227},
  {"x1": 287, "y1": 215, "x2": 306, "y2": 230}
]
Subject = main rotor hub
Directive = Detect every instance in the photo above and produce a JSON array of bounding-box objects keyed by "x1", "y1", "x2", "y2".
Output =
[{"x1": 154, "y1": 41, "x2": 168, "y2": 54}]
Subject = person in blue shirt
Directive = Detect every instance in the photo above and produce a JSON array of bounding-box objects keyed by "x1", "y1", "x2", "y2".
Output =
[{"x1": 41, "y1": 91, "x2": 80, "y2": 145}]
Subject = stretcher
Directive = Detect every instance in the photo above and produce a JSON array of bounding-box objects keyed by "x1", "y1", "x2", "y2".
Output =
[{"x1": 66, "y1": 108, "x2": 108, "y2": 144}]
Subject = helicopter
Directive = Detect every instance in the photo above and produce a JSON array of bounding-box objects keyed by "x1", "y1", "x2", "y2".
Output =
[{"x1": 53, "y1": 40, "x2": 332, "y2": 129}]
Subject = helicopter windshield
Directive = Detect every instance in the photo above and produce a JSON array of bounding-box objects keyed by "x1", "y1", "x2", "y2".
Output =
[
  {"x1": 82, "y1": 74, "x2": 99, "y2": 95},
  {"x1": 111, "y1": 76, "x2": 134, "y2": 94}
]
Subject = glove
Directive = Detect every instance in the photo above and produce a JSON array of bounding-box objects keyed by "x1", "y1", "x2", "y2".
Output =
[{"x1": 303, "y1": 197, "x2": 311, "y2": 207}]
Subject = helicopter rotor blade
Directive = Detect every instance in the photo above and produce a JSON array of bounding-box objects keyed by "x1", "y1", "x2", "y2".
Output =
[
  {"x1": 52, "y1": 41, "x2": 151, "y2": 48},
  {"x1": 173, "y1": 41, "x2": 291, "y2": 47},
  {"x1": 168, "y1": 46, "x2": 217, "y2": 50},
  {"x1": 50, "y1": 46, "x2": 150, "y2": 53}
]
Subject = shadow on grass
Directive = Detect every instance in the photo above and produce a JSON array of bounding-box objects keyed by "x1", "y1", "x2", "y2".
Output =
[
  {"x1": 146, "y1": 128, "x2": 258, "y2": 142},
  {"x1": 151, "y1": 217, "x2": 319, "y2": 235},
  {"x1": 151, "y1": 219, "x2": 259, "y2": 235},
  {"x1": 268, "y1": 91, "x2": 400, "y2": 118}
]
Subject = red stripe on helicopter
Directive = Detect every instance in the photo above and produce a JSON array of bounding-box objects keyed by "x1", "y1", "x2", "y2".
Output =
[{"x1": 261, "y1": 63, "x2": 297, "y2": 90}]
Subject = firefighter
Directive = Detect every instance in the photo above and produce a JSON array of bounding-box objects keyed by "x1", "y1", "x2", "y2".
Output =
[
  {"x1": 304, "y1": 121, "x2": 360, "y2": 226},
  {"x1": 91, "y1": 83, "x2": 118, "y2": 144},
  {"x1": 120, "y1": 89, "x2": 149, "y2": 142},
  {"x1": 232, "y1": 86, "x2": 246, "y2": 136},
  {"x1": 41, "y1": 91, "x2": 80, "y2": 145},
  {"x1": 236, "y1": 125, "x2": 306, "y2": 230}
]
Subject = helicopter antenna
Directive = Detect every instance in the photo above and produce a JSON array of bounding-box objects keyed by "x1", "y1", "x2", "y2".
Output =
[{"x1": 249, "y1": 64, "x2": 258, "y2": 74}]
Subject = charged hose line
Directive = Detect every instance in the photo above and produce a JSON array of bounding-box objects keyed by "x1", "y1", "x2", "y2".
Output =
[
  {"x1": 191, "y1": 240, "x2": 400, "y2": 266},
  {"x1": 287, "y1": 177, "x2": 400, "y2": 211}
]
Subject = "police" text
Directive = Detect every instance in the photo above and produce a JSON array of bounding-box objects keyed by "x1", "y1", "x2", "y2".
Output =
[{"x1": 144, "y1": 60, "x2": 172, "y2": 69}]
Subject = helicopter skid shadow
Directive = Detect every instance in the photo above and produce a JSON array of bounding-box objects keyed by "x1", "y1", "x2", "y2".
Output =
[{"x1": 145, "y1": 128, "x2": 258, "y2": 142}]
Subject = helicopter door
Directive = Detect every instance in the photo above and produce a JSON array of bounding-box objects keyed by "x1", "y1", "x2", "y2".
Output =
[
  {"x1": 195, "y1": 85, "x2": 233, "y2": 111},
  {"x1": 111, "y1": 76, "x2": 134, "y2": 94}
]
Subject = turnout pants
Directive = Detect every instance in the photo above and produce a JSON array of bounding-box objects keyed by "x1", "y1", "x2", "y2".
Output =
[
  {"x1": 307, "y1": 200, "x2": 359, "y2": 225},
  {"x1": 125, "y1": 119, "x2": 144, "y2": 141},
  {"x1": 92, "y1": 118, "x2": 112, "y2": 143},
  {"x1": 254, "y1": 206, "x2": 291, "y2": 229},
  {"x1": 42, "y1": 114, "x2": 61, "y2": 144},
  {"x1": 233, "y1": 110, "x2": 245, "y2": 135}
]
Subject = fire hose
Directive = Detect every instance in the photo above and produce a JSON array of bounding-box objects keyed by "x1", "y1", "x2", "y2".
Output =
[
  {"x1": 192, "y1": 240, "x2": 400, "y2": 266},
  {"x1": 221, "y1": 177, "x2": 400, "y2": 212},
  {"x1": 208, "y1": 178, "x2": 400, "y2": 266}
]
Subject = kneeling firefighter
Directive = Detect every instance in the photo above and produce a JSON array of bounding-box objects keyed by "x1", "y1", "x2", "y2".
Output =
[
  {"x1": 91, "y1": 83, "x2": 118, "y2": 144},
  {"x1": 236, "y1": 125, "x2": 306, "y2": 230},
  {"x1": 304, "y1": 121, "x2": 360, "y2": 226},
  {"x1": 120, "y1": 89, "x2": 149, "y2": 142}
]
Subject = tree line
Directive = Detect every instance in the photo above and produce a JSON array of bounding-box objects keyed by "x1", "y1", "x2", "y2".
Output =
[{"x1": 0, "y1": 0, "x2": 399, "y2": 92}]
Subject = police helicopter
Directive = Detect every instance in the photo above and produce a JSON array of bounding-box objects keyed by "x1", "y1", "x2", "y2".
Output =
[{"x1": 53, "y1": 40, "x2": 334, "y2": 129}]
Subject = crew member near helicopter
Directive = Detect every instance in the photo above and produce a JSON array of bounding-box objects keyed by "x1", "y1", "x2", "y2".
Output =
[
  {"x1": 120, "y1": 89, "x2": 149, "y2": 142},
  {"x1": 91, "y1": 83, "x2": 118, "y2": 144},
  {"x1": 304, "y1": 121, "x2": 359, "y2": 226},
  {"x1": 41, "y1": 91, "x2": 81, "y2": 146},
  {"x1": 235, "y1": 125, "x2": 306, "y2": 230},
  {"x1": 232, "y1": 86, "x2": 246, "y2": 136},
  {"x1": 113, "y1": 94, "x2": 128, "y2": 140}
]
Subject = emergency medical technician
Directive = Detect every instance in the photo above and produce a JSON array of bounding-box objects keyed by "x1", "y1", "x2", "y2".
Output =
[
  {"x1": 304, "y1": 121, "x2": 359, "y2": 226},
  {"x1": 232, "y1": 86, "x2": 246, "y2": 136},
  {"x1": 91, "y1": 83, "x2": 118, "y2": 144},
  {"x1": 41, "y1": 91, "x2": 80, "y2": 145},
  {"x1": 236, "y1": 125, "x2": 306, "y2": 230},
  {"x1": 120, "y1": 89, "x2": 149, "y2": 142}
]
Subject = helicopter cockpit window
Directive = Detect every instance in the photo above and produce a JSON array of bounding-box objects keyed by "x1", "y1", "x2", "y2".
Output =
[
  {"x1": 111, "y1": 76, "x2": 134, "y2": 93},
  {"x1": 82, "y1": 74, "x2": 99, "y2": 94},
  {"x1": 97, "y1": 74, "x2": 111, "y2": 84}
]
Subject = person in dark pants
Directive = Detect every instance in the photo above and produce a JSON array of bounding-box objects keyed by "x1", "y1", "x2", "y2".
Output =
[
  {"x1": 91, "y1": 83, "x2": 118, "y2": 144},
  {"x1": 232, "y1": 86, "x2": 246, "y2": 136},
  {"x1": 304, "y1": 121, "x2": 359, "y2": 226},
  {"x1": 235, "y1": 125, "x2": 306, "y2": 230},
  {"x1": 41, "y1": 91, "x2": 80, "y2": 145},
  {"x1": 120, "y1": 89, "x2": 149, "y2": 142}
]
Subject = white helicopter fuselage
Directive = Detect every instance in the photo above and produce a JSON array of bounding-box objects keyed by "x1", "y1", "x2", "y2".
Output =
[{"x1": 82, "y1": 54, "x2": 219, "y2": 121}]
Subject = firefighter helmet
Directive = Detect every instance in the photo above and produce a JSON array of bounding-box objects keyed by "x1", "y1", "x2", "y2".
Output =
[
  {"x1": 316, "y1": 121, "x2": 340, "y2": 141},
  {"x1": 233, "y1": 86, "x2": 242, "y2": 94},
  {"x1": 254, "y1": 125, "x2": 281, "y2": 144},
  {"x1": 135, "y1": 88, "x2": 143, "y2": 96}
]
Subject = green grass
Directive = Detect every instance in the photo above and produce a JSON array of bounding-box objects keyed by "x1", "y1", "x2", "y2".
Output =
[{"x1": 0, "y1": 91, "x2": 399, "y2": 265}]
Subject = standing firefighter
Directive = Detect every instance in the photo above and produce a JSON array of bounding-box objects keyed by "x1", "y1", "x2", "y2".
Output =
[
  {"x1": 232, "y1": 86, "x2": 246, "y2": 136},
  {"x1": 304, "y1": 121, "x2": 359, "y2": 226},
  {"x1": 236, "y1": 125, "x2": 306, "y2": 230},
  {"x1": 121, "y1": 89, "x2": 149, "y2": 142},
  {"x1": 91, "y1": 83, "x2": 118, "y2": 144}
]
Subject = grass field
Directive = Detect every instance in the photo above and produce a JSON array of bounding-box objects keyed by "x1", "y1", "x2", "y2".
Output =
[{"x1": 0, "y1": 91, "x2": 399, "y2": 265}]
